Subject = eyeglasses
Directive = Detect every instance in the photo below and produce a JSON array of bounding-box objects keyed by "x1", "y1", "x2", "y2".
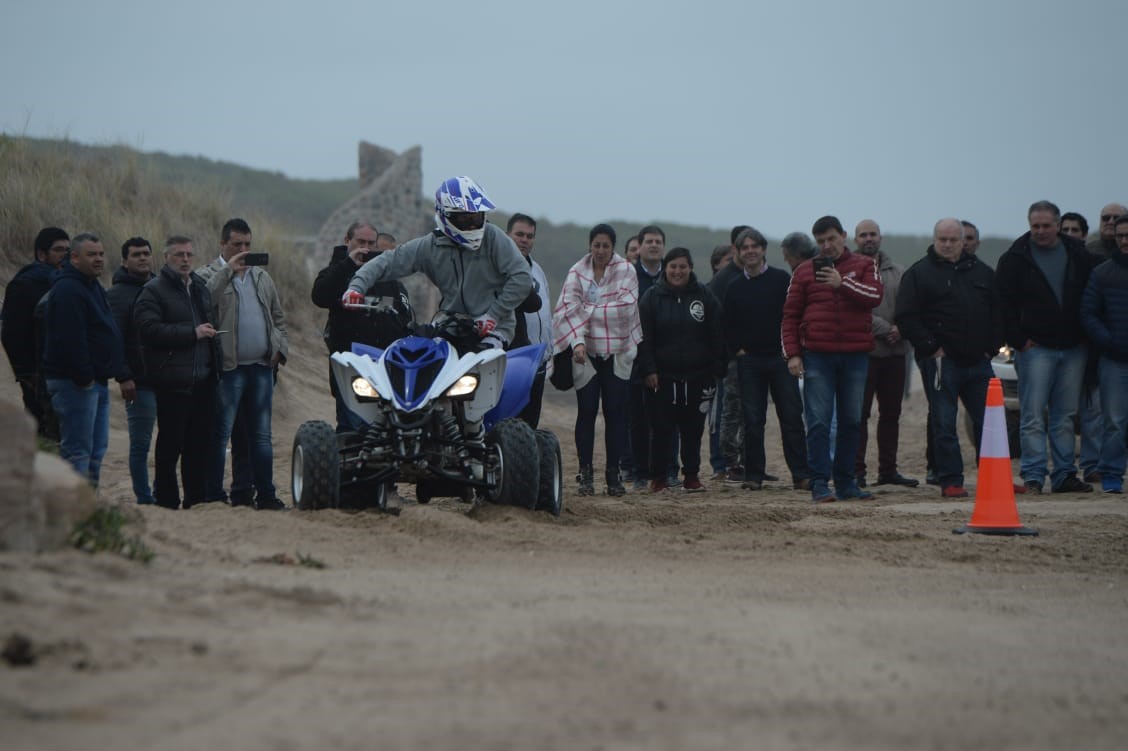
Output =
[
  {"x1": 1101, "y1": 214, "x2": 1125, "y2": 223},
  {"x1": 1115, "y1": 233, "x2": 1128, "y2": 241}
]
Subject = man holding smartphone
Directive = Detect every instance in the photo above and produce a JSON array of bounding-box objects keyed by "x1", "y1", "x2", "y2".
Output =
[
  {"x1": 311, "y1": 220, "x2": 413, "y2": 432},
  {"x1": 198, "y1": 218, "x2": 289, "y2": 510},
  {"x1": 781, "y1": 216, "x2": 883, "y2": 503}
]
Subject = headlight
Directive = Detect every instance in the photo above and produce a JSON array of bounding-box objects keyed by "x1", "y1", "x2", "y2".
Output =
[
  {"x1": 445, "y1": 375, "x2": 478, "y2": 398},
  {"x1": 352, "y1": 377, "x2": 379, "y2": 399}
]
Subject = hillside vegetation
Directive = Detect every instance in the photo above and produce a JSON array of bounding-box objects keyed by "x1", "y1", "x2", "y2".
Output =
[
  {"x1": 0, "y1": 135, "x2": 316, "y2": 335},
  {"x1": 2, "y1": 134, "x2": 1013, "y2": 304}
]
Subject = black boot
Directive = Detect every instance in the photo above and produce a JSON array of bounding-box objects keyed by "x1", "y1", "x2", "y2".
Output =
[
  {"x1": 577, "y1": 465, "x2": 594, "y2": 496},
  {"x1": 606, "y1": 468, "x2": 625, "y2": 497}
]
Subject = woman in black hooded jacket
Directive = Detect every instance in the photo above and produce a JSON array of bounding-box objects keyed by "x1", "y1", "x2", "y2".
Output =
[{"x1": 636, "y1": 247, "x2": 726, "y2": 493}]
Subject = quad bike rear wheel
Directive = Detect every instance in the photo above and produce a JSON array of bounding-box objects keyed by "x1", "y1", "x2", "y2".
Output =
[{"x1": 535, "y1": 429, "x2": 563, "y2": 517}]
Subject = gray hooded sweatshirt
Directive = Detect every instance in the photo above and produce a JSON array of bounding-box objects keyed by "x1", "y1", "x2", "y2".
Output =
[{"x1": 347, "y1": 222, "x2": 532, "y2": 341}]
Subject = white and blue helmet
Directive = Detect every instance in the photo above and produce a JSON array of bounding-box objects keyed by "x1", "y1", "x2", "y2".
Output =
[{"x1": 435, "y1": 176, "x2": 496, "y2": 250}]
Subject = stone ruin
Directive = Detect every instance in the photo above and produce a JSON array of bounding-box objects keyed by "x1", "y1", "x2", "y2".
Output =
[{"x1": 316, "y1": 142, "x2": 439, "y2": 319}]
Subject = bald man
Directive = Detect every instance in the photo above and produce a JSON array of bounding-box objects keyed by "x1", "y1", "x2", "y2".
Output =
[
  {"x1": 853, "y1": 219, "x2": 917, "y2": 488},
  {"x1": 1089, "y1": 203, "x2": 1127, "y2": 258},
  {"x1": 895, "y1": 219, "x2": 1003, "y2": 498}
]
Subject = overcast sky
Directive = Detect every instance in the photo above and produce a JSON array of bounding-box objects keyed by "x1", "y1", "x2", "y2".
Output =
[{"x1": 2, "y1": 0, "x2": 1123, "y2": 238}]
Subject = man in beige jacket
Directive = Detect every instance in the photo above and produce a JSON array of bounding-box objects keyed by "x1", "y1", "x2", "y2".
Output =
[{"x1": 198, "y1": 218, "x2": 289, "y2": 510}]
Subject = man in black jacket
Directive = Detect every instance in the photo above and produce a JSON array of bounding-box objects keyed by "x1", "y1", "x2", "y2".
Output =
[
  {"x1": 2, "y1": 227, "x2": 69, "y2": 438},
  {"x1": 134, "y1": 237, "x2": 220, "y2": 509},
  {"x1": 311, "y1": 221, "x2": 413, "y2": 432},
  {"x1": 896, "y1": 218, "x2": 1003, "y2": 498},
  {"x1": 106, "y1": 237, "x2": 157, "y2": 504},
  {"x1": 42, "y1": 233, "x2": 130, "y2": 487},
  {"x1": 722, "y1": 227, "x2": 810, "y2": 492},
  {"x1": 996, "y1": 200, "x2": 1098, "y2": 494}
]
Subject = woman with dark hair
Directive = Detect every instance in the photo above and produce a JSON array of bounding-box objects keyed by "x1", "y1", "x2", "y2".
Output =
[
  {"x1": 636, "y1": 247, "x2": 726, "y2": 493},
  {"x1": 551, "y1": 224, "x2": 641, "y2": 496}
]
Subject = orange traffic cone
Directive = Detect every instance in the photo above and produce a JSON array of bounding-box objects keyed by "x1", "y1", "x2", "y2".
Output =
[{"x1": 953, "y1": 378, "x2": 1038, "y2": 536}]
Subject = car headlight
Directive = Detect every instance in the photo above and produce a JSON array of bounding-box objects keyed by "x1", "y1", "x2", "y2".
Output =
[
  {"x1": 352, "y1": 377, "x2": 380, "y2": 400},
  {"x1": 445, "y1": 375, "x2": 478, "y2": 399}
]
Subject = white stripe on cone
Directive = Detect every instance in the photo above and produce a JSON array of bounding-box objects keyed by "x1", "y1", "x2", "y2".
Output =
[{"x1": 981, "y1": 404, "x2": 1010, "y2": 459}]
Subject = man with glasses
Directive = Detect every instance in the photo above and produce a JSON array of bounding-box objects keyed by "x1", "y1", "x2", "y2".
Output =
[
  {"x1": 1088, "y1": 203, "x2": 1127, "y2": 259},
  {"x1": 134, "y1": 237, "x2": 220, "y2": 509},
  {"x1": 313, "y1": 220, "x2": 412, "y2": 432},
  {"x1": 997, "y1": 200, "x2": 1098, "y2": 494}
]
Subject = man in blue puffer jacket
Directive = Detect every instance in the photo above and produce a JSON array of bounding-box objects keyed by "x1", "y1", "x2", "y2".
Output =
[{"x1": 1080, "y1": 214, "x2": 1128, "y2": 495}]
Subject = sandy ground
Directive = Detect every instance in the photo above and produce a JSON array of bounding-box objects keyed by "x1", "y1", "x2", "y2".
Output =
[{"x1": 2, "y1": 343, "x2": 1128, "y2": 751}]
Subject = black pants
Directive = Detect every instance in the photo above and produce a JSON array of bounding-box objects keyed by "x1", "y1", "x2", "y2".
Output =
[
  {"x1": 645, "y1": 378, "x2": 707, "y2": 481},
  {"x1": 518, "y1": 367, "x2": 547, "y2": 429},
  {"x1": 154, "y1": 380, "x2": 216, "y2": 508}
]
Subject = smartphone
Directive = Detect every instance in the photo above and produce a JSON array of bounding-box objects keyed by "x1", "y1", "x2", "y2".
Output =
[
  {"x1": 244, "y1": 252, "x2": 269, "y2": 266},
  {"x1": 812, "y1": 256, "x2": 833, "y2": 273}
]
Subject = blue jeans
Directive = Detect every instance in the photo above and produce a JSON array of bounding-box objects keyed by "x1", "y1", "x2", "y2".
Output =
[
  {"x1": 46, "y1": 378, "x2": 109, "y2": 487},
  {"x1": 1097, "y1": 358, "x2": 1128, "y2": 483},
  {"x1": 1078, "y1": 385, "x2": 1101, "y2": 477},
  {"x1": 125, "y1": 387, "x2": 157, "y2": 504},
  {"x1": 737, "y1": 354, "x2": 808, "y2": 483},
  {"x1": 1014, "y1": 344, "x2": 1085, "y2": 488},
  {"x1": 575, "y1": 355, "x2": 628, "y2": 475},
  {"x1": 210, "y1": 364, "x2": 276, "y2": 500},
  {"x1": 802, "y1": 352, "x2": 868, "y2": 490},
  {"x1": 919, "y1": 356, "x2": 991, "y2": 488}
]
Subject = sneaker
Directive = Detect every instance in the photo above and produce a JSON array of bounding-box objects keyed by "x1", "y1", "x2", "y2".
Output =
[
  {"x1": 632, "y1": 479, "x2": 648, "y2": 492},
  {"x1": 666, "y1": 475, "x2": 683, "y2": 489},
  {"x1": 811, "y1": 484, "x2": 835, "y2": 504},
  {"x1": 836, "y1": 486, "x2": 874, "y2": 501},
  {"x1": 941, "y1": 485, "x2": 969, "y2": 499},
  {"x1": 925, "y1": 472, "x2": 940, "y2": 486},
  {"x1": 1013, "y1": 483, "x2": 1027, "y2": 494},
  {"x1": 606, "y1": 473, "x2": 626, "y2": 497},
  {"x1": 1023, "y1": 480, "x2": 1043, "y2": 495},
  {"x1": 711, "y1": 471, "x2": 727, "y2": 482},
  {"x1": 649, "y1": 480, "x2": 669, "y2": 494},
  {"x1": 1053, "y1": 475, "x2": 1093, "y2": 493},
  {"x1": 683, "y1": 477, "x2": 705, "y2": 493},
  {"x1": 1101, "y1": 479, "x2": 1123, "y2": 494},
  {"x1": 1084, "y1": 470, "x2": 1102, "y2": 484},
  {"x1": 620, "y1": 468, "x2": 636, "y2": 485},
  {"x1": 740, "y1": 479, "x2": 762, "y2": 491},
  {"x1": 793, "y1": 478, "x2": 812, "y2": 491},
  {"x1": 255, "y1": 497, "x2": 287, "y2": 511},
  {"x1": 724, "y1": 468, "x2": 746, "y2": 485},
  {"x1": 876, "y1": 473, "x2": 920, "y2": 488},
  {"x1": 763, "y1": 473, "x2": 780, "y2": 482}
]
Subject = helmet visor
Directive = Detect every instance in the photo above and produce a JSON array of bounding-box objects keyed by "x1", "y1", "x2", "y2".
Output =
[{"x1": 446, "y1": 211, "x2": 486, "y2": 232}]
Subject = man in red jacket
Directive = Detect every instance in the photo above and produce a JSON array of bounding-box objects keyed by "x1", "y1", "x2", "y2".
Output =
[{"x1": 782, "y1": 216, "x2": 883, "y2": 503}]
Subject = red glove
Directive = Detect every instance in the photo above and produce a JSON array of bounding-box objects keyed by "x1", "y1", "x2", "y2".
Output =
[
  {"x1": 341, "y1": 290, "x2": 364, "y2": 308},
  {"x1": 474, "y1": 316, "x2": 497, "y2": 338}
]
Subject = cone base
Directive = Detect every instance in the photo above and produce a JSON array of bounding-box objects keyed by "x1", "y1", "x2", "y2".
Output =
[{"x1": 953, "y1": 525, "x2": 1039, "y2": 537}]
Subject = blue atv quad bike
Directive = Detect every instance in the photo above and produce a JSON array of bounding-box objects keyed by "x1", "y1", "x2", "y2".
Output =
[{"x1": 292, "y1": 313, "x2": 563, "y2": 516}]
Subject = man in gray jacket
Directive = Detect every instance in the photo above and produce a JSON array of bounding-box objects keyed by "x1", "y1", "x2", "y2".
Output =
[
  {"x1": 854, "y1": 219, "x2": 917, "y2": 488},
  {"x1": 344, "y1": 177, "x2": 530, "y2": 350}
]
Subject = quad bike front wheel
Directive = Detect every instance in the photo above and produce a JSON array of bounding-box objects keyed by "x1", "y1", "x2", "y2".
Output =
[
  {"x1": 292, "y1": 420, "x2": 340, "y2": 510},
  {"x1": 486, "y1": 418, "x2": 540, "y2": 509},
  {"x1": 535, "y1": 429, "x2": 563, "y2": 517}
]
